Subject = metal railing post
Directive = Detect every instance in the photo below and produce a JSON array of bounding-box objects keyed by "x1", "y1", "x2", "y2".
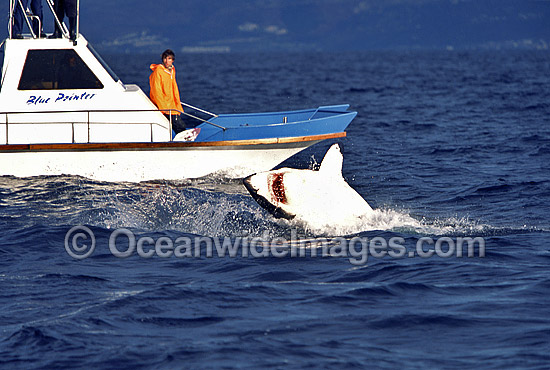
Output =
[
  {"x1": 76, "y1": 0, "x2": 80, "y2": 39},
  {"x1": 16, "y1": 0, "x2": 37, "y2": 38},
  {"x1": 9, "y1": 0, "x2": 13, "y2": 39},
  {"x1": 5, "y1": 114, "x2": 9, "y2": 145},
  {"x1": 27, "y1": 14, "x2": 41, "y2": 38},
  {"x1": 45, "y1": 0, "x2": 69, "y2": 38},
  {"x1": 169, "y1": 119, "x2": 173, "y2": 141}
]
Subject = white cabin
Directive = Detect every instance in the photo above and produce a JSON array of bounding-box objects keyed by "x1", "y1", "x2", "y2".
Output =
[{"x1": 0, "y1": 36, "x2": 172, "y2": 145}]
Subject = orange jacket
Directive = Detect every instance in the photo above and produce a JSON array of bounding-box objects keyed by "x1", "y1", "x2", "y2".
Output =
[{"x1": 149, "y1": 63, "x2": 182, "y2": 115}]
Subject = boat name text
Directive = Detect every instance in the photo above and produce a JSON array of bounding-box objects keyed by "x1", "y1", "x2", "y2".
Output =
[{"x1": 27, "y1": 92, "x2": 96, "y2": 105}]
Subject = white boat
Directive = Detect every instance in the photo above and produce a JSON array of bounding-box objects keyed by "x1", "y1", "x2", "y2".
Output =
[{"x1": 0, "y1": 1, "x2": 355, "y2": 182}]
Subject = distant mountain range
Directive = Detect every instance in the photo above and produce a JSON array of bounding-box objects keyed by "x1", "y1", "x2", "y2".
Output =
[{"x1": 1, "y1": 0, "x2": 549, "y2": 52}]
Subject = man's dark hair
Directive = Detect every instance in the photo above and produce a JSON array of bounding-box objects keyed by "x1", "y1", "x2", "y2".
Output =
[{"x1": 162, "y1": 49, "x2": 175, "y2": 61}]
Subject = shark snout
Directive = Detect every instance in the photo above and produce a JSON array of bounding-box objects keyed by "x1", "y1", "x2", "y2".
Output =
[{"x1": 243, "y1": 174, "x2": 257, "y2": 194}]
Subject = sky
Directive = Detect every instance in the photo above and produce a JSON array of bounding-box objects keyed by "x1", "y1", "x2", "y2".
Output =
[{"x1": 1, "y1": 0, "x2": 549, "y2": 52}]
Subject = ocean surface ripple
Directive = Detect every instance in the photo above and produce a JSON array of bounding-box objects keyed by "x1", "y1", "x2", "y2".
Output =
[{"x1": 1, "y1": 50, "x2": 549, "y2": 369}]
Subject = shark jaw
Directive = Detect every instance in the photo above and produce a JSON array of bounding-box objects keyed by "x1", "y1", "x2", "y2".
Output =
[{"x1": 243, "y1": 173, "x2": 296, "y2": 220}]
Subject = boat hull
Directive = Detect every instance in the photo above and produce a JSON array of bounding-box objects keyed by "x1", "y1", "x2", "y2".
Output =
[{"x1": 0, "y1": 133, "x2": 344, "y2": 182}]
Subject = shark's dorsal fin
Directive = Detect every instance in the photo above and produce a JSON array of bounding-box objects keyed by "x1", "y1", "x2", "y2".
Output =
[{"x1": 319, "y1": 144, "x2": 343, "y2": 175}]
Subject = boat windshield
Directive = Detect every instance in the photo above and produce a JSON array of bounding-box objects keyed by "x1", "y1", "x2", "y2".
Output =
[{"x1": 87, "y1": 42, "x2": 121, "y2": 83}]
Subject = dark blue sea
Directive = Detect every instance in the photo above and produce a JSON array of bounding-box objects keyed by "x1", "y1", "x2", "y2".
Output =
[{"x1": 1, "y1": 50, "x2": 549, "y2": 369}]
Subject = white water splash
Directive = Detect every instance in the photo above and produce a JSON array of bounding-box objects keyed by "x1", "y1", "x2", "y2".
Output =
[
  {"x1": 280, "y1": 206, "x2": 492, "y2": 237},
  {"x1": 75, "y1": 178, "x2": 492, "y2": 239}
]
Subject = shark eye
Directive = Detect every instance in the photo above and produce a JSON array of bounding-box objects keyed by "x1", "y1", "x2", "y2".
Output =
[{"x1": 269, "y1": 173, "x2": 287, "y2": 204}]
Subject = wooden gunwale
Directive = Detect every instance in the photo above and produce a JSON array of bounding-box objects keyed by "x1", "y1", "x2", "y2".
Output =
[{"x1": 0, "y1": 132, "x2": 346, "y2": 152}]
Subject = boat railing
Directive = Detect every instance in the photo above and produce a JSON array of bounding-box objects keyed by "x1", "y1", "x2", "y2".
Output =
[
  {"x1": 0, "y1": 108, "x2": 186, "y2": 144},
  {"x1": 44, "y1": 0, "x2": 71, "y2": 39},
  {"x1": 180, "y1": 102, "x2": 226, "y2": 131},
  {"x1": 8, "y1": 0, "x2": 77, "y2": 40}
]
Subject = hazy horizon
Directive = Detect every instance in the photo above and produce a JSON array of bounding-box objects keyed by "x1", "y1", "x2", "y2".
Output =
[{"x1": 1, "y1": 0, "x2": 549, "y2": 53}]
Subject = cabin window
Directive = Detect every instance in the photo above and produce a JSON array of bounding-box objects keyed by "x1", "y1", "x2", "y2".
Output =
[{"x1": 18, "y1": 49, "x2": 104, "y2": 90}]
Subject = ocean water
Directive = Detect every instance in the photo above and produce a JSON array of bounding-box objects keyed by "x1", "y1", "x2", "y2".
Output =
[{"x1": 1, "y1": 50, "x2": 550, "y2": 368}]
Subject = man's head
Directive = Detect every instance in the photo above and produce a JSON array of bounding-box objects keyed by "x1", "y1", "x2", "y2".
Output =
[{"x1": 162, "y1": 49, "x2": 175, "y2": 69}]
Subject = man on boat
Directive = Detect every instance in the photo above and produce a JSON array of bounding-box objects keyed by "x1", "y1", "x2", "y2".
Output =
[
  {"x1": 50, "y1": 0, "x2": 77, "y2": 40},
  {"x1": 12, "y1": 0, "x2": 44, "y2": 38},
  {"x1": 149, "y1": 49, "x2": 186, "y2": 134}
]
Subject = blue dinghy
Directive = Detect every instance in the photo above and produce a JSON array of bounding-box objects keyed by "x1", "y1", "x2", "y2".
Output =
[{"x1": 195, "y1": 105, "x2": 357, "y2": 142}]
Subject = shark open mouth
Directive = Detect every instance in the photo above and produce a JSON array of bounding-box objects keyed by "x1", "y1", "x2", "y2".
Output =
[
  {"x1": 243, "y1": 174, "x2": 295, "y2": 220},
  {"x1": 268, "y1": 172, "x2": 287, "y2": 204}
]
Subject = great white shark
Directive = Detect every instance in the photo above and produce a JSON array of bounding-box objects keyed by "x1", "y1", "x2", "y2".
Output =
[{"x1": 243, "y1": 144, "x2": 374, "y2": 229}]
